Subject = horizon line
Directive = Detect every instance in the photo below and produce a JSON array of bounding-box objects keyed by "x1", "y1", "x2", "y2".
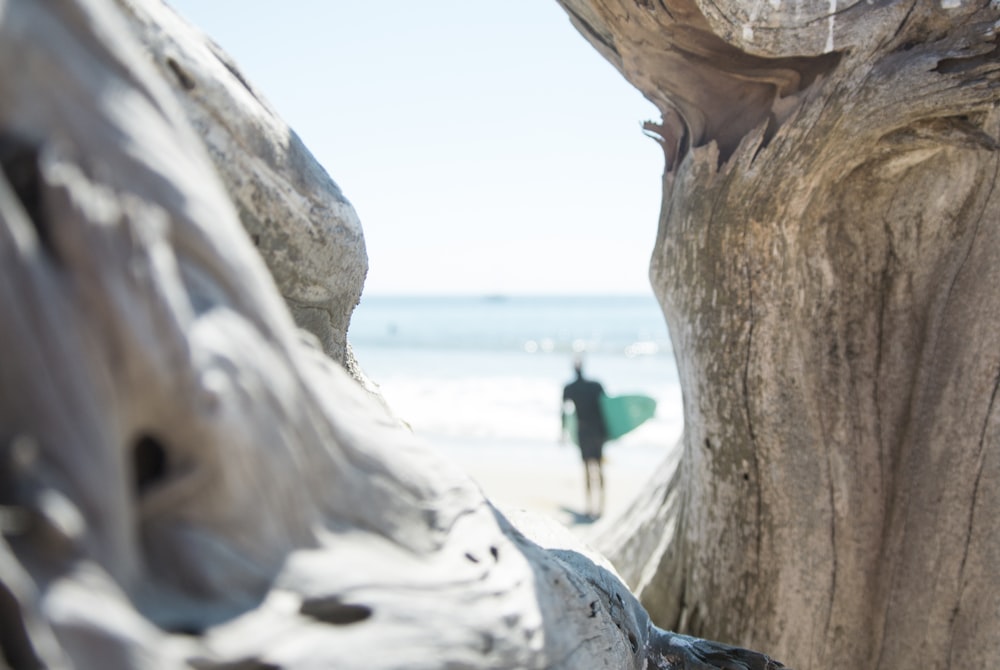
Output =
[{"x1": 358, "y1": 291, "x2": 658, "y2": 299}]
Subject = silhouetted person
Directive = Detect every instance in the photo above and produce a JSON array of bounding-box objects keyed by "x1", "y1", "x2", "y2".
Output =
[{"x1": 561, "y1": 356, "x2": 607, "y2": 518}]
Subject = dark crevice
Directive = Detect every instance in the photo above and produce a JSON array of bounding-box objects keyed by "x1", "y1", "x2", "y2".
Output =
[
  {"x1": 887, "y1": 1, "x2": 920, "y2": 49},
  {"x1": 687, "y1": 48, "x2": 841, "y2": 167},
  {"x1": 300, "y1": 596, "x2": 372, "y2": 626},
  {"x1": 0, "y1": 135, "x2": 51, "y2": 261},
  {"x1": 751, "y1": 113, "x2": 782, "y2": 163},
  {"x1": 935, "y1": 42, "x2": 1000, "y2": 74},
  {"x1": 171, "y1": 623, "x2": 204, "y2": 637},
  {"x1": 738, "y1": 183, "x2": 763, "y2": 643},
  {"x1": 165, "y1": 57, "x2": 196, "y2": 91},
  {"x1": 0, "y1": 578, "x2": 43, "y2": 670},
  {"x1": 133, "y1": 434, "x2": 168, "y2": 496},
  {"x1": 790, "y1": 50, "x2": 843, "y2": 91}
]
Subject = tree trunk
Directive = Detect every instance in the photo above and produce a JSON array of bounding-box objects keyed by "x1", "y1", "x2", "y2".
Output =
[
  {"x1": 0, "y1": 1, "x2": 788, "y2": 668},
  {"x1": 559, "y1": 2, "x2": 1000, "y2": 668}
]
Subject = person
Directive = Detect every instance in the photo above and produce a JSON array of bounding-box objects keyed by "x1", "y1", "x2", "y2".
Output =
[{"x1": 561, "y1": 355, "x2": 607, "y2": 519}]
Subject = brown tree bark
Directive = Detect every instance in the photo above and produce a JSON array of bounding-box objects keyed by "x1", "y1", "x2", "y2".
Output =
[{"x1": 560, "y1": 2, "x2": 1000, "y2": 669}]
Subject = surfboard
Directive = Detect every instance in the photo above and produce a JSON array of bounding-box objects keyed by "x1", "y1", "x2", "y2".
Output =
[
  {"x1": 564, "y1": 394, "x2": 657, "y2": 445},
  {"x1": 600, "y1": 394, "x2": 657, "y2": 441}
]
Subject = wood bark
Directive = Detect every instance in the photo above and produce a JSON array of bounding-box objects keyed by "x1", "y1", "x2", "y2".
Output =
[
  {"x1": 558, "y1": 1, "x2": 1000, "y2": 669},
  {"x1": 0, "y1": 1, "x2": 788, "y2": 668}
]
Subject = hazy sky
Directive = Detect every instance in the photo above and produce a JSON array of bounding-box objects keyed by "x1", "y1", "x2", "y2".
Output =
[{"x1": 167, "y1": 1, "x2": 664, "y2": 296}]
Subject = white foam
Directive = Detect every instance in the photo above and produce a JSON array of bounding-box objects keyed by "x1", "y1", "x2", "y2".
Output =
[{"x1": 365, "y1": 350, "x2": 683, "y2": 448}]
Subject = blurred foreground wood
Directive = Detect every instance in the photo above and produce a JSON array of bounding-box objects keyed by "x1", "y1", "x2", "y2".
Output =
[{"x1": 0, "y1": 1, "x2": 787, "y2": 668}]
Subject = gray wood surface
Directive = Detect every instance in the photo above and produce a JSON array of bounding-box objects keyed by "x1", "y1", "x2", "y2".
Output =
[
  {"x1": 116, "y1": 0, "x2": 368, "y2": 371},
  {"x1": 558, "y1": 1, "x2": 1000, "y2": 668},
  {"x1": 0, "y1": 1, "x2": 786, "y2": 668}
]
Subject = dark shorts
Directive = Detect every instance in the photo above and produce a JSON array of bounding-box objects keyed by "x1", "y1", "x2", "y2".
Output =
[{"x1": 579, "y1": 434, "x2": 604, "y2": 462}]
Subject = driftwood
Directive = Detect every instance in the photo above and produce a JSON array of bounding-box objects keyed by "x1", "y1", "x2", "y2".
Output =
[
  {"x1": 558, "y1": 1, "x2": 1000, "y2": 668},
  {"x1": 0, "y1": 1, "x2": 789, "y2": 668},
  {"x1": 117, "y1": 0, "x2": 368, "y2": 372}
]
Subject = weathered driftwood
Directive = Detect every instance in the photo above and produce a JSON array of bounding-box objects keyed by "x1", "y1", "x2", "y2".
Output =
[
  {"x1": 115, "y1": 0, "x2": 368, "y2": 371},
  {"x1": 559, "y1": 1, "x2": 1000, "y2": 668},
  {"x1": 0, "y1": 1, "x2": 788, "y2": 668}
]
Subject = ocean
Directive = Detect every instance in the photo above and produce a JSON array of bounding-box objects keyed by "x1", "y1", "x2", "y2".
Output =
[{"x1": 348, "y1": 295, "x2": 683, "y2": 456}]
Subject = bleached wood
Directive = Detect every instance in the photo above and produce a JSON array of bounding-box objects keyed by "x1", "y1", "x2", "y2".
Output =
[
  {"x1": 115, "y1": 0, "x2": 368, "y2": 370},
  {"x1": 0, "y1": 1, "x2": 787, "y2": 668}
]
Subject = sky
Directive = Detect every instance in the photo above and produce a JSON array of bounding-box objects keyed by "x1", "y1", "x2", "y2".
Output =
[{"x1": 166, "y1": 1, "x2": 664, "y2": 296}]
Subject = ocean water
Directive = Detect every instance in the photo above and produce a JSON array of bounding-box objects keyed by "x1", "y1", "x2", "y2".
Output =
[{"x1": 348, "y1": 295, "x2": 684, "y2": 456}]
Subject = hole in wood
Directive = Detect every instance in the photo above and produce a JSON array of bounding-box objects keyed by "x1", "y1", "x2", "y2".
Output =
[
  {"x1": 165, "y1": 57, "x2": 196, "y2": 91},
  {"x1": 300, "y1": 596, "x2": 372, "y2": 626},
  {"x1": 132, "y1": 434, "x2": 168, "y2": 496}
]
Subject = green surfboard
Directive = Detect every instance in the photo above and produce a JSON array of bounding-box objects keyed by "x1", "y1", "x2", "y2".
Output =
[
  {"x1": 565, "y1": 394, "x2": 657, "y2": 445},
  {"x1": 600, "y1": 394, "x2": 657, "y2": 441}
]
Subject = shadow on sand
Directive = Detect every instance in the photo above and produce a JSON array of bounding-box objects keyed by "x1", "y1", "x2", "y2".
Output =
[{"x1": 559, "y1": 506, "x2": 601, "y2": 526}]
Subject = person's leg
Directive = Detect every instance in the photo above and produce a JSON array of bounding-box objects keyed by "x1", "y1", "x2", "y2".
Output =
[
  {"x1": 595, "y1": 458, "x2": 605, "y2": 517},
  {"x1": 580, "y1": 437, "x2": 597, "y2": 516},
  {"x1": 583, "y1": 459, "x2": 601, "y2": 518}
]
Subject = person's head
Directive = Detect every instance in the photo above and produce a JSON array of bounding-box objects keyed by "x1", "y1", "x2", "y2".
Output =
[{"x1": 573, "y1": 354, "x2": 584, "y2": 377}]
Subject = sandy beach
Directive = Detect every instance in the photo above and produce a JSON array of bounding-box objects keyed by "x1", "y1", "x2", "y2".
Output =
[
  {"x1": 432, "y1": 435, "x2": 675, "y2": 533},
  {"x1": 348, "y1": 297, "x2": 684, "y2": 537}
]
